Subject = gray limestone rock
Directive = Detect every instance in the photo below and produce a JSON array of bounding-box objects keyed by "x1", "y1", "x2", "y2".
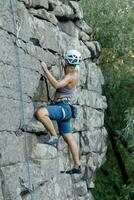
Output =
[
  {"x1": 21, "y1": 118, "x2": 46, "y2": 134},
  {"x1": 0, "y1": 180, "x2": 4, "y2": 200},
  {"x1": 31, "y1": 143, "x2": 58, "y2": 160},
  {"x1": 86, "y1": 62, "x2": 104, "y2": 93},
  {"x1": 62, "y1": 4, "x2": 75, "y2": 19},
  {"x1": 72, "y1": 106, "x2": 85, "y2": 131},
  {"x1": 75, "y1": 181, "x2": 88, "y2": 196},
  {"x1": 84, "y1": 107, "x2": 104, "y2": 129},
  {"x1": 21, "y1": 40, "x2": 58, "y2": 66},
  {"x1": 58, "y1": 31, "x2": 80, "y2": 54},
  {"x1": 0, "y1": 97, "x2": 31, "y2": 132},
  {"x1": 69, "y1": 1, "x2": 83, "y2": 19},
  {"x1": 29, "y1": 9, "x2": 58, "y2": 25},
  {"x1": 58, "y1": 21, "x2": 79, "y2": 37},
  {"x1": 0, "y1": 1, "x2": 33, "y2": 42},
  {"x1": 1, "y1": 160, "x2": 59, "y2": 200},
  {"x1": 19, "y1": 0, "x2": 49, "y2": 9},
  {"x1": 30, "y1": 0, "x2": 49, "y2": 9},
  {"x1": 77, "y1": 192, "x2": 94, "y2": 200},
  {"x1": 81, "y1": 129, "x2": 107, "y2": 154},
  {"x1": 80, "y1": 41, "x2": 91, "y2": 59},
  {"x1": 32, "y1": 17, "x2": 60, "y2": 52},
  {"x1": 58, "y1": 31, "x2": 91, "y2": 59},
  {"x1": 76, "y1": 89, "x2": 107, "y2": 110},
  {"x1": 51, "y1": 3, "x2": 74, "y2": 19},
  {"x1": 79, "y1": 30, "x2": 90, "y2": 41},
  {"x1": 75, "y1": 20, "x2": 93, "y2": 35},
  {"x1": 0, "y1": 30, "x2": 17, "y2": 67},
  {"x1": 85, "y1": 41, "x2": 101, "y2": 59},
  {"x1": 48, "y1": 0, "x2": 61, "y2": 10},
  {"x1": 0, "y1": 132, "x2": 22, "y2": 166},
  {"x1": 78, "y1": 61, "x2": 88, "y2": 86}
]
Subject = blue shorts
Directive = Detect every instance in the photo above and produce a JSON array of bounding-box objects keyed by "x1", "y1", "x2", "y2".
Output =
[{"x1": 46, "y1": 100, "x2": 72, "y2": 135}]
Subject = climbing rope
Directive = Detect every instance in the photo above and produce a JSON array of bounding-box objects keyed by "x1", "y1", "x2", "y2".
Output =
[{"x1": 9, "y1": 0, "x2": 34, "y2": 199}]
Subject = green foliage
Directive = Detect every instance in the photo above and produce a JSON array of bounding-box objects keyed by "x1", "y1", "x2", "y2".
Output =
[
  {"x1": 81, "y1": 0, "x2": 134, "y2": 128},
  {"x1": 81, "y1": 0, "x2": 134, "y2": 199}
]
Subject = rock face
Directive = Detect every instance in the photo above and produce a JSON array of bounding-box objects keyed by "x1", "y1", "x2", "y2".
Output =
[{"x1": 0, "y1": 0, "x2": 107, "y2": 199}]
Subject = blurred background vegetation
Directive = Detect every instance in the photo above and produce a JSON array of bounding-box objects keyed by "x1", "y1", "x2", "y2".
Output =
[{"x1": 81, "y1": 0, "x2": 134, "y2": 199}]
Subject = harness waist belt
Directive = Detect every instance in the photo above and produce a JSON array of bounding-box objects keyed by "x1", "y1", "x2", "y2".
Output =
[{"x1": 54, "y1": 97, "x2": 71, "y2": 103}]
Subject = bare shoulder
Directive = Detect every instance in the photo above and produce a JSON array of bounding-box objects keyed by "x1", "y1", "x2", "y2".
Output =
[
  {"x1": 65, "y1": 73, "x2": 77, "y2": 81},
  {"x1": 66, "y1": 73, "x2": 79, "y2": 87}
]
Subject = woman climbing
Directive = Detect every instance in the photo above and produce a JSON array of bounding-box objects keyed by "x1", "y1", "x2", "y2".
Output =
[{"x1": 35, "y1": 50, "x2": 82, "y2": 174}]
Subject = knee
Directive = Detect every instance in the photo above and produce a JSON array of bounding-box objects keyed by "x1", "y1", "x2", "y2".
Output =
[
  {"x1": 35, "y1": 108, "x2": 48, "y2": 119},
  {"x1": 63, "y1": 134, "x2": 75, "y2": 145}
]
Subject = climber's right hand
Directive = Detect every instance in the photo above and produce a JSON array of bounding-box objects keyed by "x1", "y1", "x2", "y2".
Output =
[{"x1": 41, "y1": 62, "x2": 48, "y2": 72}]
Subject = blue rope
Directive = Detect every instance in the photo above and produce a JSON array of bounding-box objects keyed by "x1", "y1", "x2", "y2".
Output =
[{"x1": 9, "y1": 0, "x2": 34, "y2": 199}]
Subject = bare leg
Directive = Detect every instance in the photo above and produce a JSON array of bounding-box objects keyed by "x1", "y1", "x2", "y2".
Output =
[
  {"x1": 63, "y1": 133, "x2": 80, "y2": 167},
  {"x1": 35, "y1": 108, "x2": 57, "y2": 136}
]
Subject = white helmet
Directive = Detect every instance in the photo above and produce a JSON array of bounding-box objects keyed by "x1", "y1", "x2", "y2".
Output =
[{"x1": 64, "y1": 50, "x2": 82, "y2": 66}]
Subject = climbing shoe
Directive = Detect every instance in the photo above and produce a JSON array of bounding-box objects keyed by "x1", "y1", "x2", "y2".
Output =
[
  {"x1": 61, "y1": 166, "x2": 82, "y2": 174},
  {"x1": 44, "y1": 136, "x2": 59, "y2": 149}
]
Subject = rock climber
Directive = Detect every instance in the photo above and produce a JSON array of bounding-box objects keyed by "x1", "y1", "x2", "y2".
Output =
[{"x1": 35, "y1": 50, "x2": 82, "y2": 174}]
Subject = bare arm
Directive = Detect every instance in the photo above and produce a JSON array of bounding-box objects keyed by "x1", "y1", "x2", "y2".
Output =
[{"x1": 41, "y1": 62, "x2": 72, "y2": 89}]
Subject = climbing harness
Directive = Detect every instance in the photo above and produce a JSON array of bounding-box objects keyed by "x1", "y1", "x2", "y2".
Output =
[{"x1": 9, "y1": 0, "x2": 34, "y2": 199}]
